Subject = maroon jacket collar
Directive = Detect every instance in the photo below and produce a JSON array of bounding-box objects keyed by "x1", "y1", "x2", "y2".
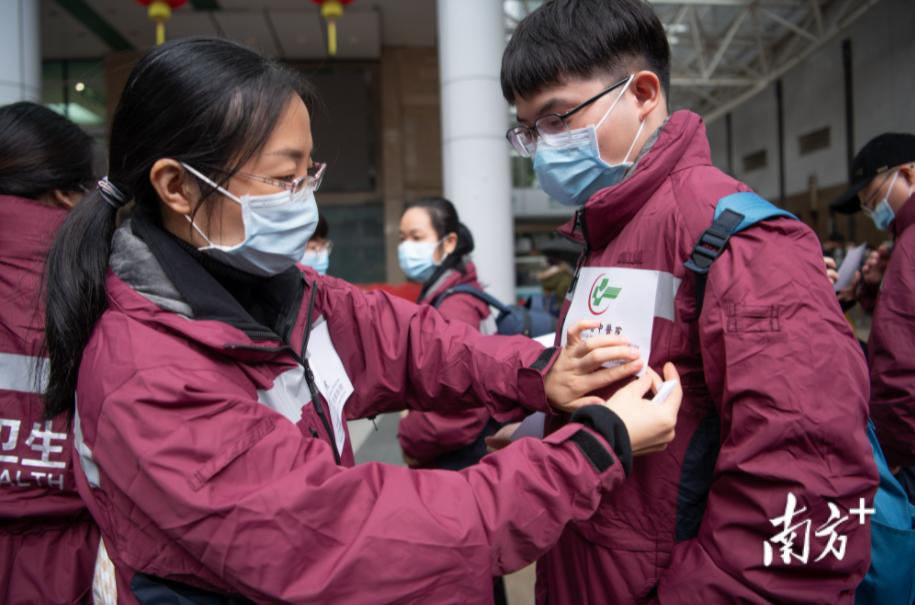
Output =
[
  {"x1": 558, "y1": 110, "x2": 708, "y2": 250},
  {"x1": 420, "y1": 260, "x2": 479, "y2": 304},
  {"x1": 0, "y1": 195, "x2": 67, "y2": 263},
  {"x1": 890, "y1": 192, "x2": 915, "y2": 239}
]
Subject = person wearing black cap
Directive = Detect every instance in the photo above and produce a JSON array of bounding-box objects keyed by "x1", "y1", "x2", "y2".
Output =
[{"x1": 833, "y1": 132, "x2": 915, "y2": 500}]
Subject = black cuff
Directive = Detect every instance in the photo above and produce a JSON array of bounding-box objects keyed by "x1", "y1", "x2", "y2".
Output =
[
  {"x1": 570, "y1": 405, "x2": 633, "y2": 476},
  {"x1": 530, "y1": 346, "x2": 557, "y2": 371}
]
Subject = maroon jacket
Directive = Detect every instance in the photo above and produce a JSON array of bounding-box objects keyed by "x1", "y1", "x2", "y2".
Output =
[
  {"x1": 868, "y1": 192, "x2": 915, "y2": 468},
  {"x1": 398, "y1": 262, "x2": 495, "y2": 464},
  {"x1": 71, "y1": 219, "x2": 629, "y2": 604},
  {"x1": 0, "y1": 195, "x2": 99, "y2": 604},
  {"x1": 537, "y1": 111, "x2": 877, "y2": 604}
]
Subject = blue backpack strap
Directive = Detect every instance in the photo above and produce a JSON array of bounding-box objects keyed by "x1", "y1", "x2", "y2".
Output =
[
  {"x1": 432, "y1": 283, "x2": 513, "y2": 316},
  {"x1": 685, "y1": 192, "x2": 797, "y2": 318}
]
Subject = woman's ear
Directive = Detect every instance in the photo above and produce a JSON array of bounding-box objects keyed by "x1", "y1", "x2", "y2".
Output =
[
  {"x1": 48, "y1": 189, "x2": 80, "y2": 209},
  {"x1": 631, "y1": 70, "x2": 662, "y2": 121},
  {"x1": 150, "y1": 158, "x2": 197, "y2": 216},
  {"x1": 442, "y1": 232, "x2": 459, "y2": 256}
]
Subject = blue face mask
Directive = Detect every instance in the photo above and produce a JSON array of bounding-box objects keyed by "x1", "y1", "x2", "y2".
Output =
[
  {"x1": 398, "y1": 239, "x2": 442, "y2": 283},
  {"x1": 864, "y1": 171, "x2": 899, "y2": 231},
  {"x1": 532, "y1": 76, "x2": 645, "y2": 207},
  {"x1": 302, "y1": 248, "x2": 330, "y2": 275},
  {"x1": 182, "y1": 163, "x2": 319, "y2": 276}
]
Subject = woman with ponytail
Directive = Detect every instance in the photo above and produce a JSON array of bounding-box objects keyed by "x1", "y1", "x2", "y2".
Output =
[
  {"x1": 0, "y1": 102, "x2": 99, "y2": 604},
  {"x1": 42, "y1": 38, "x2": 681, "y2": 603},
  {"x1": 396, "y1": 200, "x2": 508, "y2": 472}
]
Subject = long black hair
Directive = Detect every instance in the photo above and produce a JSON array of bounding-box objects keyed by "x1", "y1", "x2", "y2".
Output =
[
  {"x1": 0, "y1": 102, "x2": 95, "y2": 199},
  {"x1": 43, "y1": 37, "x2": 315, "y2": 419},
  {"x1": 404, "y1": 197, "x2": 475, "y2": 292}
]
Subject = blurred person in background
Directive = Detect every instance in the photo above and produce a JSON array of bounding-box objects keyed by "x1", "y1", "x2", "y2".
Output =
[
  {"x1": 396, "y1": 196, "x2": 508, "y2": 601},
  {"x1": 832, "y1": 133, "x2": 915, "y2": 502},
  {"x1": 0, "y1": 101, "x2": 100, "y2": 604},
  {"x1": 301, "y1": 213, "x2": 331, "y2": 275}
]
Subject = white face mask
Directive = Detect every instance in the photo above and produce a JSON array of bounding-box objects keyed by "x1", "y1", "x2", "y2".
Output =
[
  {"x1": 182, "y1": 163, "x2": 319, "y2": 277},
  {"x1": 533, "y1": 75, "x2": 645, "y2": 206},
  {"x1": 398, "y1": 239, "x2": 443, "y2": 283}
]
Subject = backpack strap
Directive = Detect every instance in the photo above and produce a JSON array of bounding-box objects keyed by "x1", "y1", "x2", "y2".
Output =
[
  {"x1": 431, "y1": 283, "x2": 513, "y2": 316},
  {"x1": 685, "y1": 192, "x2": 797, "y2": 318}
]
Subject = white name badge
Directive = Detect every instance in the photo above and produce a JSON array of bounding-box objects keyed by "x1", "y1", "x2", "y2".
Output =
[
  {"x1": 306, "y1": 319, "x2": 354, "y2": 456},
  {"x1": 561, "y1": 267, "x2": 680, "y2": 376}
]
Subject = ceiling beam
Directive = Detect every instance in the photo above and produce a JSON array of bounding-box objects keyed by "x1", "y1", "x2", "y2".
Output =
[
  {"x1": 54, "y1": 0, "x2": 134, "y2": 51},
  {"x1": 704, "y1": 7, "x2": 750, "y2": 78},
  {"x1": 761, "y1": 7, "x2": 818, "y2": 42},
  {"x1": 672, "y1": 76, "x2": 757, "y2": 86},
  {"x1": 703, "y1": 0, "x2": 879, "y2": 123}
]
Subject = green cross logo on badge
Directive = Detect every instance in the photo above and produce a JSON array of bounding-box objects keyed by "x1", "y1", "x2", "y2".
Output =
[{"x1": 588, "y1": 275, "x2": 621, "y2": 315}]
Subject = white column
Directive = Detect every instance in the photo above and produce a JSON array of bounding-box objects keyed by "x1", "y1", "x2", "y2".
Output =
[
  {"x1": 436, "y1": 0, "x2": 515, "y2": 302},
  {"x1": 0, "y1": 0, "x2": 40, "y2": 105}
]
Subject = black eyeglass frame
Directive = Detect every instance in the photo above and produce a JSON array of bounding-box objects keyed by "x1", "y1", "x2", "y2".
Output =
[{"x1": 505, "y1": 75, "x2": 632, "y2": 157}]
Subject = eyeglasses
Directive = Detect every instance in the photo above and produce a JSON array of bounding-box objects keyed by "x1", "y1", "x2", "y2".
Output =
[
  {"x1": 506, "y1": 76, "x2": 631, "y2": 158},
  {"x1": 860, "y1": 170, "x2": 895, "y2": 211},
  {"x1": 235, "y1": 162, "x2": 327, "y2": 194}
]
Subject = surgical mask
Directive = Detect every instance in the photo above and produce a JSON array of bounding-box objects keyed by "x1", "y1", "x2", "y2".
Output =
[
  {"x1": 864, "y1": 171, "x2": 899, "y2": 231},
  {"x1": 398, "y1": 239, "x2": 442, "y2": 282},
  {"x1": 182, "y1": 163, "x2": 319, "y2": 276},
  {"x1": 302, "y1": 248, "x2": 330, "y2": 275},
  {"x1": 533, "y1": 75, "x2": 645, "y2": 206}
]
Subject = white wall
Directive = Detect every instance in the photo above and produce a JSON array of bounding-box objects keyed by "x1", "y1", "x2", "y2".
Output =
[
  {"x1": 706, "y1": 116, "x2": 729, "y2": 173},
  {"x1": 852, "y1": 0, "x2": 915, "y2": 144},
  {"x1": 730, "y1": 87, "x2": 779, "y2": 199},
  {"x1": 708, "y1": 0, "x2": 915, "y2": 198}
]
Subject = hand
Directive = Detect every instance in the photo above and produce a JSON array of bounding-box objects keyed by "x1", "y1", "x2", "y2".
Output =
[
  {"x1": 824, "y1": 256, "x2": 839, "y2": 286},
  {"x1": 861, "y1": 251, "x2": 884, "y2": 286},
  {"x1": 402, "y1": 453, "x2": 419, "y2": 467},
  {"x1": 603, "y1": 363, "x2": 681, "y2": 456},
  {"x1": 837, "y1": 271, "x2": 860, "y2": 303},
  {"x1": 484, "y1": 422, "x2": 521, "y2": 452},
  {"x1": 544, "y1": 320, "x2": 642, "y2": 412}
]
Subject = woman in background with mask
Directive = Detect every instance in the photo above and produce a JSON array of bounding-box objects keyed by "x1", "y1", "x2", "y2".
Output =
[
  {"x1": 397, "y1": 198, "x2": 513, "y2": 602},
  {"x1": 302, "y1": 213, "x2": 331, "y2": 275},
  {"x1": 397, "y1": 198, "x2": 503, "y2": 472},
  {"x1": 41, "y1": 38, "x2": 682, "y2": 604}
]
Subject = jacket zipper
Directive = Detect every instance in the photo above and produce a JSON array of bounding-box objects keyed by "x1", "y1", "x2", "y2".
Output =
[
  {"x1": 566, "y1": 209, "x2": 592, "y2": 300},
  {"x1": 225, "y1": 281, "x2": 342, "y2": 465},
  {"x1": 297, "y1": 282, "x2": 341, "y2": 465}
]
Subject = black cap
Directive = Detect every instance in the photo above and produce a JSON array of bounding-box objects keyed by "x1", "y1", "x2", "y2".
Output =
[{"x1": 832, "y1": 133, "x2": 915, "y2": 214}]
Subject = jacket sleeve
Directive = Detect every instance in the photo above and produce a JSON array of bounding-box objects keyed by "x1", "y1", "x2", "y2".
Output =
[
  {"x1": 398, "y1": 291, "x2": 501, "y2": 463},
  {"x1": 867, "y1": 235, "x2": 915, "y2": 468},
  {"x1": 656, "y1": 220, "x2": 878, "y2": 604},
  {"x1": 318, "y1": 277, "x2": 557, "y2": 423},
  {"x1": 398, "y1": 407, "x2": 492, "y2": 463},
  {"x1": 92, "y1": 367, "x2": 625, "y2": 604}
]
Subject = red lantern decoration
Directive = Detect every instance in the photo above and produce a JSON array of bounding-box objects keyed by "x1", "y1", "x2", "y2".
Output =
[
  {"x1": 311, "y1": 0, "x2": 354, "y2": 56},
  {"x1": 137, "y1": 0, "x2": 188, "y2": 46}
]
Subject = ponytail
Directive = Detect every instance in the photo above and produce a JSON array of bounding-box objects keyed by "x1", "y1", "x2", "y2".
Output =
[
  {"x1": 40, "y1": 37, "x2": 313, "y2": 420},
  {"x1": 43, "y1": 182, "x2": 126, "y2": 419}
]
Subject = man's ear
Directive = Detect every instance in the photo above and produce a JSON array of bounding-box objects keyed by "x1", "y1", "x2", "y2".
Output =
[
  {"x1": 150, "y1": 158, "x2": 198, "y2": 217},
  {"x1": 901, "y1": 163, "x2": 915, "y2": 187},
  {"x1": 630, "y1": 70, "x2": 663, "y2": 120}
]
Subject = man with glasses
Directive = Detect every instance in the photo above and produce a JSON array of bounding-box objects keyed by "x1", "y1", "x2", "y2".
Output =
[
  {"x1": 832, "y1": 133, "x2": 915, "y2": 503},
  {"x1": 501, "y1": 0, "x2": 876, "y2": 603}
]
